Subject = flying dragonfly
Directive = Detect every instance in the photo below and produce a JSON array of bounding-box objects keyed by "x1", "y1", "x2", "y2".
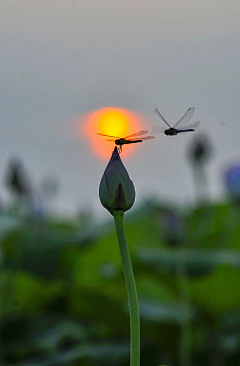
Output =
[
  {"x1": 97, "y1": 130, "x2": 155, "y2": 153},
  {"x1": 153, "y1": 107, "x2": 201, "y2": 136}
]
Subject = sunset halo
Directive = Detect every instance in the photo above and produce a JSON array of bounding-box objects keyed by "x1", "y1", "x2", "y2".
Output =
[{"x1": 85, "y1": 107, "x2": 143, "y2": 159}]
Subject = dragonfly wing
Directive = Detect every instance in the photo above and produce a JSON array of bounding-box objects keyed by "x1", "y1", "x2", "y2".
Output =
[
  {"x1": 154, "y1": 109, "x2": 171, "y2": 128},
  {"x1": 177, "y1": 120, "x2": 201, "y2": 130},
  {"x1": 97, "y1": 133, "x2": 120, "y2": 138},
  {"x1": 173, "y1": 107, "x2": 195, "y2": 128},
  {"x1": 125, "y1": 130, "x2": 148, "y2": 138},
  {"x1": 150, "y1": 125, "x2": 166, "y2": 134},
  {"x1": 140, "y1": 136, "x2": 155, "y2": 140},
  {"x1": 127, "y1": 136, "x2": 155, "y2": 141}
]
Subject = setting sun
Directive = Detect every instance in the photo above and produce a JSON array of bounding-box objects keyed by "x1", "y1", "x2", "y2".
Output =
[
  {"x1": 82, "y1": 107, "x2": 147, "y2": 159},
  {"x1": 99, "y1": 110, "x2": 129, "y2": 137}
]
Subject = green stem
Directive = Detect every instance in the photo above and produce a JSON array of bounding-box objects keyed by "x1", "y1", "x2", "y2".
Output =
[
  {"x1": 175, "y1": 250, "x2": 192, "y2": 366},
  {"x1": 113, "y1": 210, "x2": 140, "y2": 366}
]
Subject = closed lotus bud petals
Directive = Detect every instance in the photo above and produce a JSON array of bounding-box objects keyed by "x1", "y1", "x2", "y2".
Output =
[{"x1": 99, "y1": 147, "x2": 135, "y2": 214}]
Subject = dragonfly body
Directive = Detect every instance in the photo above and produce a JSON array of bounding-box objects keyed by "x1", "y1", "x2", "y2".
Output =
[
  {"x1": 97, "y1": 130, "x2": 154, "y2": 152},
  {"x1": 115, "y1": 138, "x2": 142, "y2": 146},
  {"x1": 164, "y1": 127, "x2": 194, "y2": 136},
  {"x1": 154, "y1": 107, "x2": 200, "y2": 136}
]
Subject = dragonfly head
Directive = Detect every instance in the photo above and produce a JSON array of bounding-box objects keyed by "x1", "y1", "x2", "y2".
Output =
[
  {"x1": 115, "y1": 138, "x2": 124, "y2": 145},
  {"x1": 165, "y1": 128, "x2": 177, "y2": 136}
]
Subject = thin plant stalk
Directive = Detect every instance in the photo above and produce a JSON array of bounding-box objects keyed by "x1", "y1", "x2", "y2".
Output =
[
  {"x1": 113, "y1": 210, "x2": 140, "y2": 366},
  {"x1": 175, "y1": 250, "x2": 192, "y2": 366}
]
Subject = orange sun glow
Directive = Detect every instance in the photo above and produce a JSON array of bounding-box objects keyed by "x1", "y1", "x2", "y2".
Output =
[{"x1": 81, "y1": 107, "x2": 145, "y2": 159}]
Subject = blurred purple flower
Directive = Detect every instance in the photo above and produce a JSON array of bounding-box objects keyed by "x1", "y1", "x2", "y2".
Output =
[
  {"x1": 225, "y1": 164, "x2": 240, "y2": 202},
  {"x1": 160, "y1": 209, "x2": 185, "y2": 247}
]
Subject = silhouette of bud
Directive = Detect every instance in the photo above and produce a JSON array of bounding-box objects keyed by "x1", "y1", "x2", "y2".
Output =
[
  {"x1": 99, "y1": 147, "x2": 135, "y2": 214},
  {"x1": 187, "y1": 135, "x2": 212, "y2": 202},
  {"x1": 5, "y1": 158, "x2": 31, "y2": 197},
  {"x1": 188, "y1": 135, "x2": 212, "y2": 164}
]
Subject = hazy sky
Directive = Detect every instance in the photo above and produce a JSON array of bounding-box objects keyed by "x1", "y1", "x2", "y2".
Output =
[{"x1": 1, "y1": 1, "x2": 240, "y2": 219}]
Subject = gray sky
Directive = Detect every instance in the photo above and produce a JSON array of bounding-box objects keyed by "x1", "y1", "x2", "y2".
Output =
[{"x1": 1, "y1": 1, "x2": 240, "y2": 219}]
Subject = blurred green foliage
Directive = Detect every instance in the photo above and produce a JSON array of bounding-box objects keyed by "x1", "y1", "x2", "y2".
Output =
[{"x1": 1, "y1": 200, "x2": 240, "y2": 365}]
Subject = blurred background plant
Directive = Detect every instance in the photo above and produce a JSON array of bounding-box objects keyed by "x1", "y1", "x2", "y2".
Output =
[
  {"x1": 187, "y1": 134, "x2": 213, "y2": 203},
  {"x1": 1, "y1": 140, "x2": 240, "y2": 366}
]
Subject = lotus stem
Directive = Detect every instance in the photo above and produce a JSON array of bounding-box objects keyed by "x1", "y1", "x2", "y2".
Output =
[{"x1": 113, "y1": 210, "x2": 140, "y2": 366}]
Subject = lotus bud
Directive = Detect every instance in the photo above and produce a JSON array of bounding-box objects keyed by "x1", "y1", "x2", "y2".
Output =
[{"x1": 99, "y1": 147, "x2": 135, "y2": 214}]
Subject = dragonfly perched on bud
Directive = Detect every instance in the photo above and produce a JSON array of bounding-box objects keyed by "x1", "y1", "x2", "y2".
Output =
[
  {"x1": 97, "y1": 130, "x2": 155, "y2": 152},
  {"x1": 153, "y1": 107, "x2": 201, "y2": 136}
]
